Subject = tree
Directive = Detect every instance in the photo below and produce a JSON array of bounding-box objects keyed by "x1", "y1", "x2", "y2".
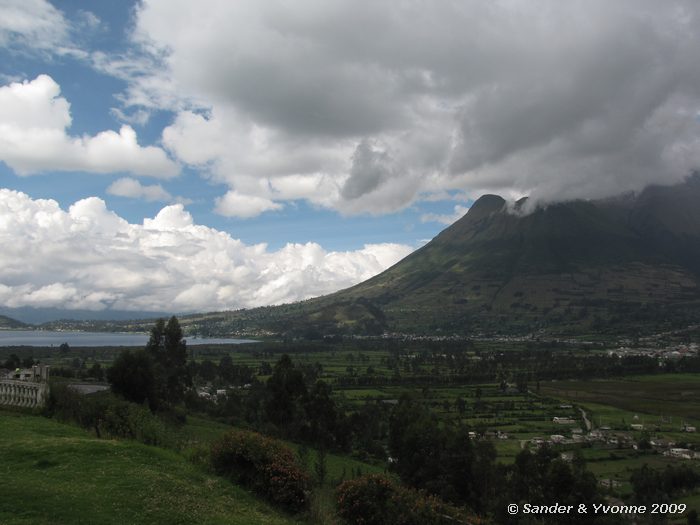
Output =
[
  {"x1": 454, "y1": 396, "x2": 466, "y2": 416},
  {"x1": 303, "y1": 380, "x2": 338, "y2": 447},
  {"x1": 107, "y1": 349, "x2": 156, "y2": 407},
  {"x1": 108, "y1": 317, "x2": 190, "y2": 410},
  {"x1": 146, "y1": 319, "x2": 166, "y2": 361},
  {"x1": 3, "y1": 353, "x2": 20, "y2": 370},
  {"x1": 219, "y1": 355, "x2": 234, "y2": 382},
  {"x1": 265, "y1": 354, "x2": 307, "y2": 432},
  {"x1": 389, "y1": 396, "x2": 447, "y2": 495},
  {"x1": 314, "y1": 446, "x2": 327, "y2": 486},
  {"x1": 88, "y1": 362, "x2": 104, "y2": 381},
  {"x1": 198, "y1": 359, "x2": 217, "y2": 381},
  {"x1": 631, "y1": 464, "x2": 668, "y2": 505},
  {"x1": 504, "y1": 447, "x2": 601, "y2": 525},
  {"x1": 146, "y1": 316, "x2": 190, "y2": 404}
]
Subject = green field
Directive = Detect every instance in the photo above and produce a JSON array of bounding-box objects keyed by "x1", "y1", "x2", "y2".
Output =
[
  {"x1": 540, "y1": 374, "x2": 700, "y2": 447},
  {"x1": 0, "y1": 410, "x2": 299, "y2": 525},
  {"x1": 538, "y1": 374, "x2": 700, "y2": 522},
  {"x1": 540, "y1": 374, "x2": 700, "y2": 422}
]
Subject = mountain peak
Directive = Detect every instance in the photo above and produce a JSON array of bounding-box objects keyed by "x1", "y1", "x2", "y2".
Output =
[{"x1": 467, "y1": 194, "x2": 506, "y2": 219}]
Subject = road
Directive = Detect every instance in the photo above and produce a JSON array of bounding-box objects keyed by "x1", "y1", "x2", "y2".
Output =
[{"x1": 580, "y1": 407, "x2": 592, "y2": 431}]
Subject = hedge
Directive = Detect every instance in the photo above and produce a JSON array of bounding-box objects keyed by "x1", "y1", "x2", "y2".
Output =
[{"x1": 210, "y1": 429, "x2": 311, "y2": 512}]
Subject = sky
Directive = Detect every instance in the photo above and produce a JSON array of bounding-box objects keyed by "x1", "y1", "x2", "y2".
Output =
[{"x1": 0, "y1": 0, "x2": 699, "y2": 315}]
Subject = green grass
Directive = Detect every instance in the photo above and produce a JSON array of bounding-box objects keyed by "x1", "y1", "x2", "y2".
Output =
[
  {"x1": 299, "y1": 446, "x2": 387, "y2": 484},
  {"x1": 177, "y1": 414, "x2": 232, "y2": 445},
  {"x1": 0, "y1": 410, "x2": 300, "y2": 525}
]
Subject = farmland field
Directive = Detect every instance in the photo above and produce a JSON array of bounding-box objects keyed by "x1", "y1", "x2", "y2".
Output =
[{"x1": 540, "y1": 374, "x2": 700, "y2": 440}]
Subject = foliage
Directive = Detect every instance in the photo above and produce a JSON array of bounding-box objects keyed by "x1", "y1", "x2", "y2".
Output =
[
  {"x1": 631, "y1": 463, "x2": 700, "y2": 504},
  {"x1": 197, "y1": 354, "x2": 354, "y2": 452},
  {"x1": 210, "y1": 428, "x2": 311, "y2": 513},
  {"x1": 388, "y1": 395, "x2": 497, "y2": 511},
  {"x1": 336, "y1": 474, "x2": 470, "y2": 525},
  {"x1": 3, "y1": 353, "x2": 21, "y2": 370},
  {"x1": 46, "y1": 383, "x2": 172, "y2": 447},
  {"x1": 107, "y1": 349, "x2": 157, "y2": 408},
  {"x1": 107, "y1": 317, "x2": 191, "y2": 410},
  {"x1": 146, "y1": 316, "x2": 191, "y2": 404},
  {"x1": 499, "y1": 446, "x2": 603, "y2": 524},
  {"x1": 265, "y1": 354, "x2": 308, "y2": 431},
  {"x1": 302, "y1": 379, "x2": 343, "y2": 448}
]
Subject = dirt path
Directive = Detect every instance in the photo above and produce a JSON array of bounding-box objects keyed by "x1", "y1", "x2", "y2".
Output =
[{"x1": 580, "y1": 407, "x2": 592, "y2": 431}]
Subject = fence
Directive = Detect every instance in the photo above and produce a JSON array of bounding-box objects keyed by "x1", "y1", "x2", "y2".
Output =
[
  {"x1": 0, "y1": 364, "x2": 50, "y2": 408},
  {"x1": 0, "y1": 379, "x2": 49, "y2": 408}
]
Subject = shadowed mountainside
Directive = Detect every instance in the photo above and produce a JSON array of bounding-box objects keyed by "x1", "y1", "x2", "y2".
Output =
[
  {"x1": 50, "y1": 174, "x2": 700, "y2": 337},
  {"x1": 258, "y1": 174, "x2": 700, "y2": 336}
]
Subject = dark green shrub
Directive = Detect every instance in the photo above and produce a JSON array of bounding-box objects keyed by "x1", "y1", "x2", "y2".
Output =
[
  {"x1": 336, "y1": 474, "x2": 471, "y2": 525},
  {"x1": 100, "y1": 401, "x2": 170, "y2": 445},
  {"x1": 210, "y1": 429, "x2": 311, "y2": 512},
  {"x1": 336, "y1": 474, "x2": 394, "y2": 525}
]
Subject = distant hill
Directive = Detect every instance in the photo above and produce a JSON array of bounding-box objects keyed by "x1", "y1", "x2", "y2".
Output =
[
  {"x1": 0, "y1": 314, "x2": 28, "y2": 329},
  {"x1": 174, "y1": 174, "x2": 700, "y2": 337},
  {"x1": 0, "y1": 306, "x2": 172, "y2": 325}
]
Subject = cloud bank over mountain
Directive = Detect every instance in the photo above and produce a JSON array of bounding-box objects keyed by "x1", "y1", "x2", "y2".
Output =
[
  {"x1": 0, "y1": 189, "x2": 412, "y2": 312},
  {"x1": 108, "y1": 0, "x2": 700, "y2": 214}
]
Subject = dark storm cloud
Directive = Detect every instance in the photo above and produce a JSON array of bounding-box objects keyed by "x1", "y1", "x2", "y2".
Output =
[
  {"x1": 131, "y1": 0, "x2": 700, "y2": 212},
  {"x1": 341, "y1": 139, "x2": 394, "y2": 200}
]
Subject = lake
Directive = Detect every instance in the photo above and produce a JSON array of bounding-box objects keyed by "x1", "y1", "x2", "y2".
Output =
[{"x1": 0, "y1": 330, "x2": 257, "y2": 347}]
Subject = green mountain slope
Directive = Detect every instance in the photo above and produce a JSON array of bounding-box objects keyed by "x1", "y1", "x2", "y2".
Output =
[
  {"x1": 0, "y1": 411, "x2": 299, "y2": 525},
  {"x1": 197, "y1": 175, "x2": 700, "y2": 336}
]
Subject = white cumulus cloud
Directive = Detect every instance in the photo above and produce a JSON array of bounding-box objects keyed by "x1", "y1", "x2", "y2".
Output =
[
  {"x1": 0, "y1": 75, "x2": 179, "y2": 177},
  {"x1": 214, "y1": 190, "x2": 283, "y2": 219},
  {"x1": 0, "y1": 0, "x2": 69, "y2": 53},
  {"x1": 0, "y1": 189, "x2": 414, "y2": 312},
  {"x1": 107, "y1": 177, "x2": 172, "y2": 202}
]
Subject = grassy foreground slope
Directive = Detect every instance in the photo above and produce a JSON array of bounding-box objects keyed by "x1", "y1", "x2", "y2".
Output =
[{"x1": 0, "y1": 411, "x2": 299, "y2": 525}]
